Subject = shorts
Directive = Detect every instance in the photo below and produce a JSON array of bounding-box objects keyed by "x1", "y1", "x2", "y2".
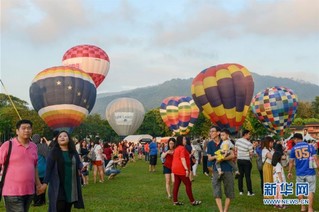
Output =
[
  {"x1": 149, "y1": 155, "x2": 157, "y2": 166},
  {"x1": 81, "y1": 170, "x2": 89, "y2": 176},
  {"x1": 296, "y1": 175, "x2": 316, "y2": 193},
  {"x1": 93, "y1": 160, "x2": 103, "y2": 166},
  {"x1": 163, "y1": 166, "x2": 171, "y2": 174},
  {"x1": 212, "y1": 171, "x2": 234, "y2": 199}
]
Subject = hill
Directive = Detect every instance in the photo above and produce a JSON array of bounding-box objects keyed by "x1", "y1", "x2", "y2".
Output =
[{"x1": 91, "y1": 73, "x2": 319, "y2": 117}]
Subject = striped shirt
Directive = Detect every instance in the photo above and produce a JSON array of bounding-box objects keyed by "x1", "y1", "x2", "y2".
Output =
[{"x1": 235, "y1": 138, "x2": 253, "y2": 160}]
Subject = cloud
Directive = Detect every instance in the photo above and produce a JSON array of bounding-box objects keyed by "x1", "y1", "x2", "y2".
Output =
[
  {"x1": 24, "y1": 0, "x2": 92, "y2": 43},
  {"x1": 151, "y1": 0, "x2": 319, "y2": 46}
]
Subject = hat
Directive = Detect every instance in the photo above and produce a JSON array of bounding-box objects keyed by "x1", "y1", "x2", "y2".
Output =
[{"x1": 292, "y1": 133, "x2": 303, "y2": 140}]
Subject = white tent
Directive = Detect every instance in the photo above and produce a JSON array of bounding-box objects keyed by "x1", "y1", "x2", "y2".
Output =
[
  {"x1": 304, "y1": 133, "x2": 316, "y2": 141},
  {"x1": 123, "y1": 134, "x2": 153, "y2": 144}
]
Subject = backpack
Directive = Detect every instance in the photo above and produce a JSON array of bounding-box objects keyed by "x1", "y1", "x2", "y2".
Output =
[{"x1": 88, "y1": 146, "x2": 97, "y2": 161}]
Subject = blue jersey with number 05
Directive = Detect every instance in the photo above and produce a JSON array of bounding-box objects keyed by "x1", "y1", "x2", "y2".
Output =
[{"x1": 290, "y1": 142, "x2": 316, "y2": 176}]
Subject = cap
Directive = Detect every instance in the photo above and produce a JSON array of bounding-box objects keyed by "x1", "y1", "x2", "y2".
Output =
[{"x1": 292, "y1": 133, "x2": 303, "y2": 140}]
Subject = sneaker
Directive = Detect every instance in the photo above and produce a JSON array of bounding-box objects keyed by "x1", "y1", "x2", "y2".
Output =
[
  {"x1": 204, "y1": 172, "x2": 209, "y2": 176},
  {"x1": 239, "y1": 192, "x2": 243, "y2": 195},
  {"x1": 247, "y1": 192, "x2": 255, "y2": 196}
]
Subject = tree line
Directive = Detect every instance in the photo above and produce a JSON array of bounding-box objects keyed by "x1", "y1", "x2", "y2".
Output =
[{"x1": 0, "y1": 94, "x2": 318, "y2": 143}]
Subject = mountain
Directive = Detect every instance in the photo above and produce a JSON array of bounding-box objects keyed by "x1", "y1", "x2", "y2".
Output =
[{"x1": 91, "y1": 72, "x2": 319, "y2": 117}]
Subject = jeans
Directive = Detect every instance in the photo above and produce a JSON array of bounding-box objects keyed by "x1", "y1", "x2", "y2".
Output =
[
  {"x1": 105, "y1": 169, "x2": 121, "y2": 176},
  {"x1": 4, "y1": 195, "x2": 33, "y2": 212},
  {"x1": 237, "y1": 159, "x2": 253, "y2": 193}
]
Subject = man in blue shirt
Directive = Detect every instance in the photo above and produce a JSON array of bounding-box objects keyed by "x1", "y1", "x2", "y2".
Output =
[
  {"x1": 207, "y1": 126, "x2": 235, "y2": 212},
  {"x1": 288, "y1": 133, "x2": 319, "y2": 212},
  {"x1": 149, "y1": 137, "x2": 158, "y2": 172}
]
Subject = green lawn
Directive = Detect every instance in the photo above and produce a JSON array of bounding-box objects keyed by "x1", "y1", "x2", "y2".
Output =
[{"x1": 1, "y1": 157, "x2": 318, "y2": 211}]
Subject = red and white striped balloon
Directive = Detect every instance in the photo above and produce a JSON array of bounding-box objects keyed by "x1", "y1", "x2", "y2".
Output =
[{"x1": 62, "y1": 44, "x2": 110, "y2": 87}]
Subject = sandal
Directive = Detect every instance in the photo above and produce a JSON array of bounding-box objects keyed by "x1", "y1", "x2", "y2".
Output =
[
  {"x1": 192, "y1": 200, "x2": 202, "y2": 206},
  {"x1": 173, "y1": 202, "x2": 184, "y2": 206}
]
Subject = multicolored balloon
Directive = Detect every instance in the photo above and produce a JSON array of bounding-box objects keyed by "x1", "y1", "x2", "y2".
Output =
[
  {"x1": 191, "y1": 63, "x2": 254, "y2": 132},
  {"x1": 62, "y1": 44, "x2": 110, "y2": 87},
  {"x1": 106, "y1": 98, "x2": 145, "y2": 136},
  {"x1": 160, "y1": 96, "x2": 199, "y2": 135},
  {"x1": 251, "y1": 86, "x2": 298, "y2": 135},
  {"x1": 29, "y1": 66, "x2": 97, "y2": 132}
]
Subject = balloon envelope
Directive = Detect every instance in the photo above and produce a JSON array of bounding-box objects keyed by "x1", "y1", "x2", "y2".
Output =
[
  {"x1": 160, "y1": 96, "x2": 199, "y2": 135},
  {"x1": 62, "y1": 44, "x2": 110, "y2": 87},
  {"x1": 251, "y1": 86, "x2": 298, "y2": 134},
  {"x1": 106, "y1": 98, "x2": 145, "y2": 136},
  {"x1": 191, "y1": 63, "x2": 254, "y2": 132},
  {"x1": 29, "y1": 66, "x2": 97, "y2": 132}
]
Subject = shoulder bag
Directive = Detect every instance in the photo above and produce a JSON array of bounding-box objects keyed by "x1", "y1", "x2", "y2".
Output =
[{"x1": 0, "y1": 140, "x2": 12, "y2": 201}]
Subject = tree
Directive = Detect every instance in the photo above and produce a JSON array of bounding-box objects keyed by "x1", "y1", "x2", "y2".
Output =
[
  {"x1": 189, "y1": 112, "x2": 211, "y2": 138},
  {"x1": 0, "y1": 94, "x2": 52, "y2": 141},
  {"x1": 311, "y1": 96, "x2": 319, "y2": 118},
  {"x1": 137, "y1": 108, "x2": 170, "y2": 137},
  {"x1": 242, "y1": 108, "x2": 268, "y2": 139},
  {"x1": 73, "y1": 114, "x2": 118, "y2": 142},
  {"x1": 295, "y1": 101, "x2": 314, "y2": 119}
]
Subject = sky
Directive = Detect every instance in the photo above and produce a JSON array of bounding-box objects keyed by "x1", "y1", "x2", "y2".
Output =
[{"x1": 1, "y1": 0, "x2": 319, "y2": 106}]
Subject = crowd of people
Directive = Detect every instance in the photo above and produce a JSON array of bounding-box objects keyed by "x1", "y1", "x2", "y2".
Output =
[
  {"x1": 0, "y1": 119, "x2": 318, "y2": 211},
  {"x1": 159, "y1": 126, "x2": 319, "y2": 211}
]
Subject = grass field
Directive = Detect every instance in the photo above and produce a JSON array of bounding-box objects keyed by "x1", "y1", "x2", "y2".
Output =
[{"x1": 1, "y1": 157, "x2": 318, "y2": 211}]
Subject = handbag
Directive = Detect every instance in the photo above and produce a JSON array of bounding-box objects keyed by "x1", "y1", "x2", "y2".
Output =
[{"x1": 0, "y1": 140, "x2": 12, "y2": 201}]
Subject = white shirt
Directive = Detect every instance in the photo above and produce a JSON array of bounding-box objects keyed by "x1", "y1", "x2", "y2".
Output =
[
  {"x1": 262, "y1": 148, "x2": 273, "y2": 164},
  {"x1": 94, "y1": 144, "x2": 103, "y2": 161},
  {"x1": 105, "y1": 160, "x2": 114, "y2": 171},
  {"x1": 273, "y1": 162, "x2": 286, "y2": 183}
]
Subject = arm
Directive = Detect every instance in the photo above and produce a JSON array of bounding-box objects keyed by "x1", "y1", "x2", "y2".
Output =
[
  {"x1": 287, "y1": 158, "x2": 294, "y2": 180},
  {"x1": 35, "y1": 167, "x2": 41, "y2": 187},
  {"x1": 207, "y1": 154, "x2": 216, "y2": 161},
  {"x1": 266, "y1": 151, "x2": 272, "y2": 159},
  {"x1": 38, "y1": 152, "x2": 54, "y2": 194},
  {"x1": 180, "y1": 157, "x2": 189, "y2": 176},
  {"x1": 278, "y1": 171, "x2": 283, "y2": 182},
  {"x1": 224, "y1": 150, "x2": 235, "y2": 161}
]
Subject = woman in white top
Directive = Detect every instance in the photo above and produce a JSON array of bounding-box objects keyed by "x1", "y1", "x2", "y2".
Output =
[
  {"x1": 261, "y1": 136, "x2": 274, "y2": 199},
  {"x1": 93, "y1": 140, "x2": 104, "y2": 183}
]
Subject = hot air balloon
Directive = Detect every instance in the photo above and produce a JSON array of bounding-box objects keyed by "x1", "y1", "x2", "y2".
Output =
[
  {"x1": 191, "y1": 63, "x2": 254, "y2": 132},
  {"x1": 160, "y1": 96, "x2": 199, "y2": 135},
  {"x1": 29, "y1": 66, "x2": 97, "y2": 132},
  {"x1": 251, "y1": 86, "x2": 298, "y2": 135},
  {"x1": 62, "y1": 44, "x2": 110, "y2": 87},
  {"x1": 105, "y1": 98, "x2": 145, "y2": 136}
]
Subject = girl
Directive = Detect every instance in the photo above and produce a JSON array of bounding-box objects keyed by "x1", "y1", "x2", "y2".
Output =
[
  {"x1": 161, "y1": 138, "x2": 175, "y2": 199},
  {"x1": 39, "y1": 131, "x2": 84, "y2": 212},
  {"x1": 262, "y1": 136, "x2": 274, "y2": 199},
  {"x1": 272, "y1": 143, "x2": 287, "y2": 209}
]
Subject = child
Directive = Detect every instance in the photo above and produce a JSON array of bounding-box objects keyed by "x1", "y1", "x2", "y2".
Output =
[
  {"x1": 271, "y1": 143, "x2": 287, "y2": 209},
  {"x1": 81, "y1": 155, "x2": 90, "y2": 185},
  {"x1": 216, "y1": 129, "x2": 240, "y2": 179}
]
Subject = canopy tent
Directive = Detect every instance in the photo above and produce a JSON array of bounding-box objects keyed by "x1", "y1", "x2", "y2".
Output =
[
  {"x1": 285, "y1": 133, "x2": 317, "y2": 142},
  {"x1": 123, "y1": 134, "x2": 152, "y2": 144}
]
